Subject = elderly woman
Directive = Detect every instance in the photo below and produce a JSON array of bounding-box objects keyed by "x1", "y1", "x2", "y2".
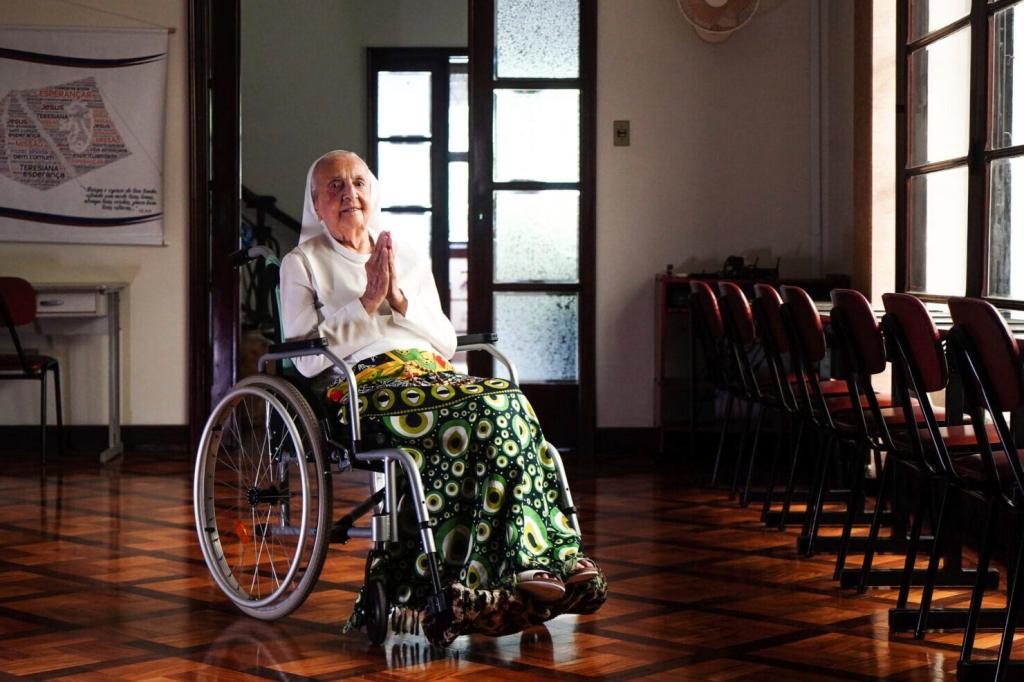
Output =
[{"x1": 280, "y1": 150, "x2": 604, "y2": 644}]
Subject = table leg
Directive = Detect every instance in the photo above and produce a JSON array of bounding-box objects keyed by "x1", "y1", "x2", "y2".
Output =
[{"x1": 100, "y1": 290, "x2": 123, "y2": 463}]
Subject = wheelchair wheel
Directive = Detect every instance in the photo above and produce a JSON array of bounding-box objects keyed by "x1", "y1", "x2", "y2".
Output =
[{"x1": 194, "y1": 374, "x2": 332, "y2": 620}]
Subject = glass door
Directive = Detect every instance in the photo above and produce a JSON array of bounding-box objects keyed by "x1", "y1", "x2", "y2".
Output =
[{"x1": 470, "y1": 0, "x2": 595, "y2": 450}]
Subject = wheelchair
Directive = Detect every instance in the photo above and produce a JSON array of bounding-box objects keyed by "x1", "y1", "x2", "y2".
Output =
[{"x1": 193, "y1": 247, "x2": 582, "y2": 644}]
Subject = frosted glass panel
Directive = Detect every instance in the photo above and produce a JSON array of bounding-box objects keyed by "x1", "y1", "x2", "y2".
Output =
[
  {"x1": 988, "y1": 156, "x2": 1024, "y2": 298},
  {"x1": 910, "y1": 0, "x2": 970, "y2": 41},
  {"x1": 907, "y1": 166, "x2": 968, "y2": 295},
  {"x1": 377, "y1": 72, "x2": 431, "y2": 138},
  {"x1": 494, "y1": 90, "x2": 579, "y2": 182},
  {"x1": 449, "y1": 161, "x2": 468, "y2": 242},
  {"x1": 449, "y1": 72, "x2": 468, "y2": 153},
  {"x1": 494, "y1": 191, "x2": 578, "y2": 283},
  {"x1": 381, "y1": 211, "x2": 431, "y2": 266},
  {"x1": 378, "y1": 142, "x2": 431, "y2": 208},
  {"x1": 496, "y1": 0, "x2": 579, "y2": 78},
  {"x1": 494, "y1": 293, "x2": 577, "y2": 382},
  {"x1": 908, "y1": 28, "x2": 970, "y2": 166},
  {"x1": 991, "y1": 6, "x2": 1024, "y2": 149}
]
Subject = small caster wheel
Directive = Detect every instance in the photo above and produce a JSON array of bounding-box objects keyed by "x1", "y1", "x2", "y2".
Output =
[{"x1": 365, "y1": 579, "x2": 389, "y2": 645}]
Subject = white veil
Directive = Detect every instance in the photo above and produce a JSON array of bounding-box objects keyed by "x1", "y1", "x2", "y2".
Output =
[{"x1": 300, "y1": 149, "x2": 383, "y2": 244}]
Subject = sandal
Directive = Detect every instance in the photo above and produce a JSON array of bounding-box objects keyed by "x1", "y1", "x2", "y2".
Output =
[
  {"x1": 565, "y1": 557, "x2": 599, "y2": 585},
  {"x1": 516, "y1": 570, "x2": 566, "y2": 601}
]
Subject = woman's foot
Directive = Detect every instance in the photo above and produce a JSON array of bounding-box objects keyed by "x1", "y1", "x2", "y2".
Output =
[
  {"x1": 516, "y1": 570, "x2": 566, "y2": 601},
  {"x1": 565, "y1": 557, "x2": 599, "y2": 585}
]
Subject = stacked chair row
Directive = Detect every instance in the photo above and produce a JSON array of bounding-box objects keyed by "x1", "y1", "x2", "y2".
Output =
[{"x1": 689, "y1": 281, "x2": 1024, "y2": 680}]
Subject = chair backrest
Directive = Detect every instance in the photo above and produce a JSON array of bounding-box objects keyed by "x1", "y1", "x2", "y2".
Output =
[
  {"x1": 753, "y1": 283, "x2": 788, "y2": 353},
  {"x1": 780, "y1": 285, "x2": 827, "y2": 362},
  {"x1": 948, "y1": 297, "x2": 1023, "y2": 412},
  {"x1": 689, "y1": 280, "x2": 724, "y2": 340},
  {"x1": 0, "y1": 277, "x2": 36, "y2": 326},
  {"x1": 830, "y1": 289, "x2": 886, "y2": 376},
  {"x1": 880, "y1": 293, "x2": 954, "y2": 477},
  {"x1": 717, "y1": 281, "x2": 756, "y2": 345},
  {"x1": 882, "y1": 293, "x2": 948, "y2": 393},
  {"x1": 947, "y1": 297, "x2": 1024, "y2": 501}
]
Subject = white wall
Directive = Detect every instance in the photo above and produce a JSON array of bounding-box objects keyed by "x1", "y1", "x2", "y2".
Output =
[
  {"x1": 595, "y1": 0, "x2": 854, "y2": 426},
  {"x1": 0, "y1": 0, "x2": 188, "y2": 426},
  {"x1": 0, "y1": 0, "x2": 855, "y2": 434}
]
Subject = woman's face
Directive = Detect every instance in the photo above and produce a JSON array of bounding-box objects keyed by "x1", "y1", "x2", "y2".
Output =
[{"x1": 313, "y1": 153, "x2": 372, "y2": 239}]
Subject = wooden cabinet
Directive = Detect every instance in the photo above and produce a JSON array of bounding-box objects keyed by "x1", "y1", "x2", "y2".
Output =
[{"x1": 654, "y1": 275, "x2": 701, "y2": 454}]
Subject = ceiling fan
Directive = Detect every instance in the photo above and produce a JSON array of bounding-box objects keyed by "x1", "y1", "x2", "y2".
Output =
[{"x1": 676, "y1": 0, "x2": 761, "y2": 43}]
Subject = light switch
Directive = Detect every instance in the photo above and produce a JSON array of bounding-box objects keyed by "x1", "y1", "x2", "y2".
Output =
[{"x1": 613, "y1": 120, "x2": 630, "y2": 146}]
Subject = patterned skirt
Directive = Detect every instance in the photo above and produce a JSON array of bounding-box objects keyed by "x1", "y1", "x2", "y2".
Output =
[{"x1": 324, "y1": 348, "x2": 605, "y2": 645}]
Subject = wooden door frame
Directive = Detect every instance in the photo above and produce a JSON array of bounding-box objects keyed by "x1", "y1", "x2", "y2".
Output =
[
  {"x1": 187, "y1": 0, "x2": 240, "y2": 452},
  {"x1": 186, "y1": 0, "x2": 594, "y2": 453},
  {"x1": 468, "y1": 0, "x2": 596, "y2": 454}
]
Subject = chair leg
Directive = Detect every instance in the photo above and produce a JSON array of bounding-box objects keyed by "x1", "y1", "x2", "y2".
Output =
[
  {"x1": 960, "y1": 501, "x2": 998, "y2": 667},
  {"x1": 914, "y1": 483, "x2": 950, "y2": 639},
  {"x1": 711, "y1": 392, "x2": 734, "y2": 487},
  {"x1": 740, "y1": 405, "x2": 766, "y2": 507},
  {"x1": 761, "y1": 413, "x2": 788, "y2": 522},
  {"x1": 39, "y1": 374, "x2": 47, "y2": 466},
  {"x1": 834, "y1": 444, "x2": 867, "y2": 580},
  {"x1": 729, "y1": 400, "x2": 754, "y2": 501},
  {"x1": 804, "y1": 436, "x2": 836, "y2": 558},
  {"x1": 857, "y1": 454, "x2": 894, "y2": 594},
  {"x1": 52, "y1": 365, "x2": 63, "y2": 457},
  {"x1": 896, "y1": 480, "x2": 927, "y2": 608},
  {"x1": 995, "y1": 527, "x2": 1024, "y2": 681},
  {"x1": 777, "y1": 420, "x2": 806, "y2": 531}
]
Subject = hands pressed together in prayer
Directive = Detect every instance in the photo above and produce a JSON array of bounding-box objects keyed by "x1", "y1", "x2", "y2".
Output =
[{"x1": 360, "y1": 231, "x2": 407, "y2": 316}]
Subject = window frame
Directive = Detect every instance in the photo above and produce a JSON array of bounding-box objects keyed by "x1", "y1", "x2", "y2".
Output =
[
  {"x1": 366, "y1": 47, "x2": 469, "y2": 318},
  {"x1": 897, "y1": 0, "x2": 1024, "y2": 306}
]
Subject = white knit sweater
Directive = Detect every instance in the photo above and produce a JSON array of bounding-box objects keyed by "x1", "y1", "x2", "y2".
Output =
[{"x1": 279, "y1": 230, "x2": 457, "y2": 378}]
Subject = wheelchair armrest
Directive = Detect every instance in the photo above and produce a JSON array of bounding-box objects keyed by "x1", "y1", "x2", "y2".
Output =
[
  {"x1": 268, "y1": 337, "x2": 328, "y2": 355},
  {"x1": 456, "y1": 332, "x2": 497, "y2": 347},
  {"x1": 454, "y1": 332, "x2": 519, "y2": 386}
]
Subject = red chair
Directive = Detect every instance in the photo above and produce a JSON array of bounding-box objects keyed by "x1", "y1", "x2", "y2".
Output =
[
  {"x1": 827, "y1": 289, "x2": 903, "y2": 579},
  {"x1": 779, "y1": 284, "x2": 870, "y2": 556},
  {"x1": 881, "y1": 294, "x2": 1001, "y2": 641},
  {"x1": 947, "y1": 297, "x2": 1024, "y2": 679},
  {"x1": 689, "y1": 280, "x2": 744, "y2": 487},
  {"x1": 752, "y1": 284, "x2": 848, "y2": 529},
  {"x1": 0, "y1": 277, "x2": 64, "y2": 463},
  {"x1": 717, "y1": 281, "x2": 779, "y2": 505}
]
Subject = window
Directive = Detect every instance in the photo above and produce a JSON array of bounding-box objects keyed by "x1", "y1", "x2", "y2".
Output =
[
  {"x1": 367, "y1": 48, "x2": 469, "y2": 333},
  {"x1": 899, "y1": 0, "x2": 1024, "y2": 303}
]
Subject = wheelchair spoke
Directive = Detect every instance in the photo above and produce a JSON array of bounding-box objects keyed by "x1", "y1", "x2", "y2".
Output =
[
  {"x1": 264, "y1": 507, "x2": 281, "y2": 590},
  {"x1": 196, "y1": 377, "x2": 330, "y2": 617}
]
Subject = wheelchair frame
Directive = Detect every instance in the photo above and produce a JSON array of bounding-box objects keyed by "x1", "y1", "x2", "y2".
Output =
[{"x1": 193, "y1": 247, "x2": 580, "y2": 644}]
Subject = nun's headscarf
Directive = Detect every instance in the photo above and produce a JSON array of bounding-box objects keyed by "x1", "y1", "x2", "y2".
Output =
[{"x1": 300, "y1": 150, "x2": 383, "y2": 244}]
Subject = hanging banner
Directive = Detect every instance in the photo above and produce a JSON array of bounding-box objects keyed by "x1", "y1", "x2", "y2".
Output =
[{"x1": 0, "y1": 26, "x2": 167, "y2": 245}]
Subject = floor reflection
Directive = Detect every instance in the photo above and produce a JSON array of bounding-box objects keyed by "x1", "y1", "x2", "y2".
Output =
[{"x1": 0, "y1": 450, "x2": 992, "y2": 680}]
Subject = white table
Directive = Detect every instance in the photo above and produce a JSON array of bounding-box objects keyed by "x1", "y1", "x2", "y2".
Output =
[{"x1": 34, "y1": 282, "x2": 127, "y2": 463}]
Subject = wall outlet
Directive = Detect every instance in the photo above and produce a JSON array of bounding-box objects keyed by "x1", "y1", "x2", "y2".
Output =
[{"x1": 613, "y1": 120, "x2": 630, "y2": 146}]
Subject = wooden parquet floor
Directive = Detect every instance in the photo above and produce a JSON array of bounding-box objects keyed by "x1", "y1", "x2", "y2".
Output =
[{"x1": 0, "y1": 450, "x2": 1015, "y2": 680}]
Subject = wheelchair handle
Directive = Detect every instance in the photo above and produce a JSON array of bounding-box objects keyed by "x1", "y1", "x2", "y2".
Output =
[
  {"x1": 230, "y1": 245, "x2": 280, "y2": 268},
  {"x1": 456, "y1": 336, "x2": 520, "y2": 387}
]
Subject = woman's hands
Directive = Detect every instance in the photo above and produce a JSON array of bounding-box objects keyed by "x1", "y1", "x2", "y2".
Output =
[{"x1": 360, "y1": 231, "x2": 407, "y2": 315}]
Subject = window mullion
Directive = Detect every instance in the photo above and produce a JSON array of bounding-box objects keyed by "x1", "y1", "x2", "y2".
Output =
[{"x1": 966, "y1": 0, "x2": 990, "y2": 297}]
